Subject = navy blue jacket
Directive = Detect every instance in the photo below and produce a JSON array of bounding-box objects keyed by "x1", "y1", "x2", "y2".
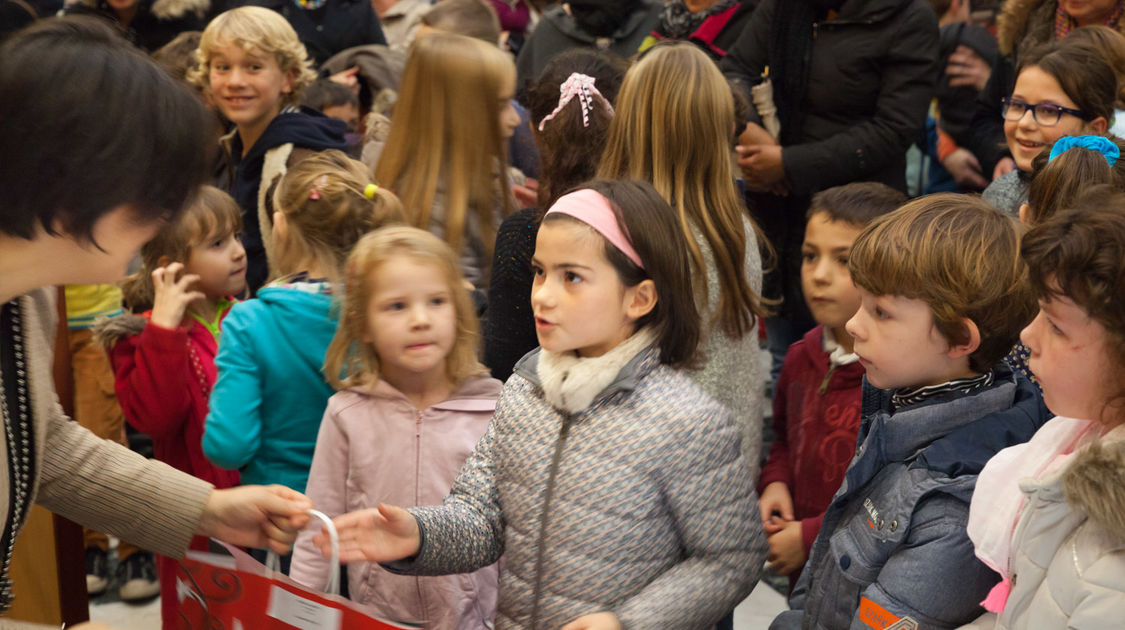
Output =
[{"x1": 772, "y1": 363, "x2": 1050, "y2": 630}]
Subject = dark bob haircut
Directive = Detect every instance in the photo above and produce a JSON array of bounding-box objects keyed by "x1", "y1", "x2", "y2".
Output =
[{"x1": 0, "y1": 16, "x2": 215, "y2": 244}]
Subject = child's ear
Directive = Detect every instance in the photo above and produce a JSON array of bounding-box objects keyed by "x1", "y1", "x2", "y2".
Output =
[
  {"x1": 625, "y1": 279, "x2": 658, "y2": 321},
  {"x1": 281, "y1": 68, "x2": 297, "y2": 95},
  {"x1": 1089, "y1": 116, "x2": 1109, "y2": 135},
  {"x1": 1018, "y1": 203, "x2": 1030, "y2": 225},
  {"x1": 947, "y1": 317, "x2": 981, "y2": 360},
  {"x1": 156, "y1": 255, "x2": 174, "y2": 268},
  {"x1": 273, "y1": 211, "x2": 287, "y2": 239}
]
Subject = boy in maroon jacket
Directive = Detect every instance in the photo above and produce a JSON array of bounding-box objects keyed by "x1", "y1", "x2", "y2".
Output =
[{"x1": 758, "y1": 182, "x2": 905, "y2": 589}]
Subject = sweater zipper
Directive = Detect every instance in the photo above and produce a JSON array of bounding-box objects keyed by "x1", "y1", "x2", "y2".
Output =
[
  {"x1": 414, "y1": 410, "x2": 427, "y2": 621},
  {"x1": 528, "y1": 413, "x2": 574, "y2": 630},
  {"x1": 819, "y1": 364, "x2": 837, "y2": 395}
]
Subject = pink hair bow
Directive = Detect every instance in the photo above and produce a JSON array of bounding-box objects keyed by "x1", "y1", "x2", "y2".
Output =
[{"x1": 537, "y1": 72, "x2": 615, "y2": 132}]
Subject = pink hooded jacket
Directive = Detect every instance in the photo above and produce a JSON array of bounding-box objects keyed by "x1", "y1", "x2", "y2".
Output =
[{"x1": 289, "y1": 374, "x2": 502, "y2": 629}]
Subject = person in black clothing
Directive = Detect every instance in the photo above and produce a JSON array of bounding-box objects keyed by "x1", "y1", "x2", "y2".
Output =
[
  {"x1": 640, "y1": 0, "x2": 759, "y2": 62},
  {"x1": 719, "y1": 0, "x2": 938, "y2": 371},
  {"x1": 233, "y1": 0, "x2": 386, "y2": 66},
  {"x1": 63, "y1": 0, "x2": 209, "y2": 51},
  {"x1": 484, "y1": 49, "x2": 627, "y2": 381}
]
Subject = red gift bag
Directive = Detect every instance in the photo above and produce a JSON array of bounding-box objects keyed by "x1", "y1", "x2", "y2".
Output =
[{"x1": 176, "y1": 511, "x2": 421, "y2": 630}]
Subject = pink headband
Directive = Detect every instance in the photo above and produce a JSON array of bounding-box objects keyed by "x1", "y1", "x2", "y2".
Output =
[{"x1": 544, "y1": 189, "x2": 644, "y2": 270}]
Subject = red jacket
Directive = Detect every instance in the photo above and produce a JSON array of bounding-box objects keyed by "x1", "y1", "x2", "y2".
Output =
[
  {"x1": 759, "y1": 325, "x2": 864, "y2": 556},
  {"x1": 97, "y1": 306, "x2": 240, "y2": 629}
]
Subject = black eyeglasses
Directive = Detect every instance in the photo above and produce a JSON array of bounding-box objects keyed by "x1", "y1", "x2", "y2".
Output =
[{"x1": 1001, "y1": 97, "x2": 1091, "y2": 127}]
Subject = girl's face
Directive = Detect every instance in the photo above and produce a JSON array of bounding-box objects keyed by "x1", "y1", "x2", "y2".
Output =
[
  {"x1": 531, "y1": 220, "x2": 649, "y2": 358},
  {"x1": 1021, "y1": 293, "x2": 1120, "y2": 425},
  {"x1": 208, "y1": 41, "x2": 294, "y2": 139},
  {"x1": 186, "y1": 231, "x2": 247, "y2": 298},
  {"x1": 1005, "y1": 66, "x2": 1105, "y2": 172},
  {"x1": 363, "y1": 256, "x2": 457, "y2": 384},
  {"x1": 498, "y1": 73, "x2": 520, "y2": 140}
]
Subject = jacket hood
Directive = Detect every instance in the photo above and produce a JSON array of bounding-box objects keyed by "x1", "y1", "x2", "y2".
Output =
[
  {"x1": 348, "y1": 373, "x2": 503, "y2": 410},
  {"x1": 512, "y1": 342, "x2": 661, "y2": 409},
  {"x1": 997, "y1": 0, "x2": 1052, "y2": 55},
  {"x1": 915, "y1": 365, "x2": 1051, "y2": 478},
  {"x1": 256, "y1": 286, "x2": 336, "y2": 319},
  {"x1": 242, "y1": 108, "x2": 348, "y2": 168},
  {"x1": 93, "y1": 313, "x2": 147, "y2": 349},
  {"x1": 544, "y1": 0, "x2": 659, "y2": 42},
  {"x1": 1064, "y1": 431, "x2": 1125, "y2": 541}
]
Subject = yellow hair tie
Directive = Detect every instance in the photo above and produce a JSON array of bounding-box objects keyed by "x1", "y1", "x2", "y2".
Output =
[{"x1": 364, "y1": 184, "x2": 379, "y2": 199}]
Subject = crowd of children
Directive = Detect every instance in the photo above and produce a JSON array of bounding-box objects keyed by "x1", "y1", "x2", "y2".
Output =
[{"x1": 3, "y1": 1, "x2": 1125, "y2": 630}]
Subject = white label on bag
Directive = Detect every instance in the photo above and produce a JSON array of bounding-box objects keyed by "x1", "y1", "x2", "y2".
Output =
[{"x1": 266, "y1": 585, "x2": 342, "y2": 630}]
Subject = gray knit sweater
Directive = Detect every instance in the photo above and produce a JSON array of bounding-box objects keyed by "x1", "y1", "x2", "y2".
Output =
[
  {"x1": 688, "y1": 215, "x2": 765, "y2": 483},
  {"x1": 391, "y1": 345, "x2": 767, "y2": 630}
]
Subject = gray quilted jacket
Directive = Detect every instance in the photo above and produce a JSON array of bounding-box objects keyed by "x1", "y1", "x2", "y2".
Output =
[{"x1": 390, "y1": 345, "x2": 767, "y2": 629}]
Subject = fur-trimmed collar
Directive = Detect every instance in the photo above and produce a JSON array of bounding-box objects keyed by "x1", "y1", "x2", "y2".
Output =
[
  {"x1": 1064, "y1": 428, "x2": 1125, "y2": 541},
  {"x1": 997, "y1": 0, "x2": 1125, "y2": 55},
  {"x1": 537, "y1": 329, "x2": 657, "y2": 413},
  {"x1": 74, "y1": 0, "x2": 211, "y2": 20},
  {"x1": 92, "y1": 312, "x2": 147, "y2": 349}
]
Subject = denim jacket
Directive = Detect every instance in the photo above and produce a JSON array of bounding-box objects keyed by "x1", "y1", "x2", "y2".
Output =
[{"x1": 771, "y1": 364, "x2": 1049, "y2": 630}]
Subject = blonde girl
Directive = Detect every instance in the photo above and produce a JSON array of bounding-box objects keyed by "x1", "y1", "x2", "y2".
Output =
[
  {"x1": 204, "y1": 150, "x2": 403, "y2": 521},
  {"x1": 371, "y1": 32, "x2": 520, "y2": 288},
  {"x1": 98, "y1": 186, "x2": 245, "y2": 628},
  {"x1": 290, "y1": 227, "x2": 501, "y2": 628},
  {"x1": 597, "y1": 41, "x2": 768, "y2": 482}
]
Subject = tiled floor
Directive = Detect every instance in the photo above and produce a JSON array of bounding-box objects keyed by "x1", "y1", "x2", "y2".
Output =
[{"x1": 91, "y1": 578, "x2": 788, "y2": 629}]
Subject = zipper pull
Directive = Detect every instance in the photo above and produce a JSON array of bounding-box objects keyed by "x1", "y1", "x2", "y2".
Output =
[
  {"x1": 819, "y1": 364, "x2": 836, "y2": 395},
  {"x1": 813, "y1": 22, "x2": 819, "y2": 40}
]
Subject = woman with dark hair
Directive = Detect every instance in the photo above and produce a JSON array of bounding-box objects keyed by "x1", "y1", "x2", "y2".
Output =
[{"x1": 0, "y1": 17, "x2": 312, "y2": 625}]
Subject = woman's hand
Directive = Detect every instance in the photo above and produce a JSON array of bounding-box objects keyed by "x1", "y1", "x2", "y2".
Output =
[
  {"x1": 149, "y1": 262, "x2": 203, "y2": 330},
  {"x1": 197, "y1": 485, "x2": 313, "y2": 554},
  {"x1": 736, "y1": 144, "x2": 787, "y2": 192},
  {"x1": 946, "y1": 45, "x2": 992, "y2": 92},
  {"x1": 993, "y1": 156, "x2": 1016, "y2": 181},
  {"x1": 560, "y1": 612, "x2": 623, "y2": 630},
  {"x1": 318, "y1": 503, "x2": 421, "y2": 564}
]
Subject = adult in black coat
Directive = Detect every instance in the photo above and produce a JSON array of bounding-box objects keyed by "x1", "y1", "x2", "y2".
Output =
[
  {"x1": 233, "y1": 0, "x2": 386, "y2": 67},
  {"x1": 720, "y1": 0, "x2": 938, "y2": 359}
]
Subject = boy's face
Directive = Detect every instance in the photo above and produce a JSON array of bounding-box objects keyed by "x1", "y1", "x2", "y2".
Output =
[
  {"x1": 801, "y1": 213, "x2": 863, "y2": 333},
  {"x1": 845, "y1": 289, "x2": 968, "y2": 390},
  {"x1": 322, "y1": 103, "x2": 359, "y2": 132},
  {"x1": 1021, "y1": 295, "x2": 1116, "y2": 422},
  {"x1": 208, "y1": 41, "x2": 293, "y2": 138}
]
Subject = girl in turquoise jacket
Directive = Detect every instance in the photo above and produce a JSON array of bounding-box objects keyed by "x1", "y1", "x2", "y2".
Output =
[{"x1": 204, "y1": 151, "x2": 404, "y2": 495}]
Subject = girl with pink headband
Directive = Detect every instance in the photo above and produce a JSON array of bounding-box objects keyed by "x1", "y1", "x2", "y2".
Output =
[{"x1": 319, "y1": 179, "x2": 767, "y2": 630}]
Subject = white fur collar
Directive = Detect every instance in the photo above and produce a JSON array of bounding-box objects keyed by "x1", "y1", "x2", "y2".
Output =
[{"x1": 537, "y1": 328, "x2": 657, "y2": 413}]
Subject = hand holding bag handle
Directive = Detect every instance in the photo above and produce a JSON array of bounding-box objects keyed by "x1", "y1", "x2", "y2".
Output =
[{"x1": 266, "y1": 509, "x2": 340, "y2": 595}]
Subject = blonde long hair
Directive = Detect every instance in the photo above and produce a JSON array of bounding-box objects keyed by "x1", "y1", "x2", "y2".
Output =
[
  {"x1": 374, "y1": 32, "x2": 514, "y2": 266},
  {"x1": 272, "y1": 150, "x2": 405, "y2": 283},
  {"x1": 323, "y1": 226, "x2": 487, "y2": 389},
  {"x1": 598, "y1": 42, "x2": 765, "y2": 338}
]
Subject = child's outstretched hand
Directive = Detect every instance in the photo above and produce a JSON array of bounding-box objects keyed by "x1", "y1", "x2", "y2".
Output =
[
  {"x1": 318, "y1": 503, "x2": 421, "y2": 564},
  {"x1": 559, "y1": 612, "x2": 622, "y2": 630},
  {"x1": 766, "y1": 520, "x2": 806, "y2": 576},
  {"x1": 150, "y1": 262, "x2": 204, "y2": 330},
  {"x1": 758, "y1": 481, "x2": 795, "y2": 527}
]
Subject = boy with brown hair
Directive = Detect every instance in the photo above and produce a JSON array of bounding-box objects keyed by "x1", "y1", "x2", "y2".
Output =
[
  {"x1": 759, "y1": 182, "x2": 906, "y2": 589},
  {"x1": 771, "y1": 194, "x2": 1050, "y2": 630}
]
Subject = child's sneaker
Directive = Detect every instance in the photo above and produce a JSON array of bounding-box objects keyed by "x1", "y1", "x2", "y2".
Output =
[
  {"x1": 85, "y1": 547, "x2": 108, "y2": 596},
  {"x1": 117, "y1": 551, "x2": 160, "y2": 601}
]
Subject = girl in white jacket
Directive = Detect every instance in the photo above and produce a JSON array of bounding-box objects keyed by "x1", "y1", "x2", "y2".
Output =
[{"x1": 963, "y1": 193, "x2": 1125, "y2": 629}]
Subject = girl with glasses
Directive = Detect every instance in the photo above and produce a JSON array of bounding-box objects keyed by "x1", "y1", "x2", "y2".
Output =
[{"x1": 983, "y1": 39, "x2": 1116, "y2": 215}]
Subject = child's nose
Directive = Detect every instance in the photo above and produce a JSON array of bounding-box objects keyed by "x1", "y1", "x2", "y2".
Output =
[
  {"x1": 408, "y1": 303, "x2": 431, "y2": 328},
  {"x1": 1019, "y1": 312, "x2": 1041, "y2": 354},
  {"x1": 845, "y1": 311, "x2": 864, "y2": 341}
]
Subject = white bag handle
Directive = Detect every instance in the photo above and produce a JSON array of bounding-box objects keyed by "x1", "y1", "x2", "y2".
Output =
[{"x1": 266, "y1": 508, "x2": 340, "y2": 595}]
